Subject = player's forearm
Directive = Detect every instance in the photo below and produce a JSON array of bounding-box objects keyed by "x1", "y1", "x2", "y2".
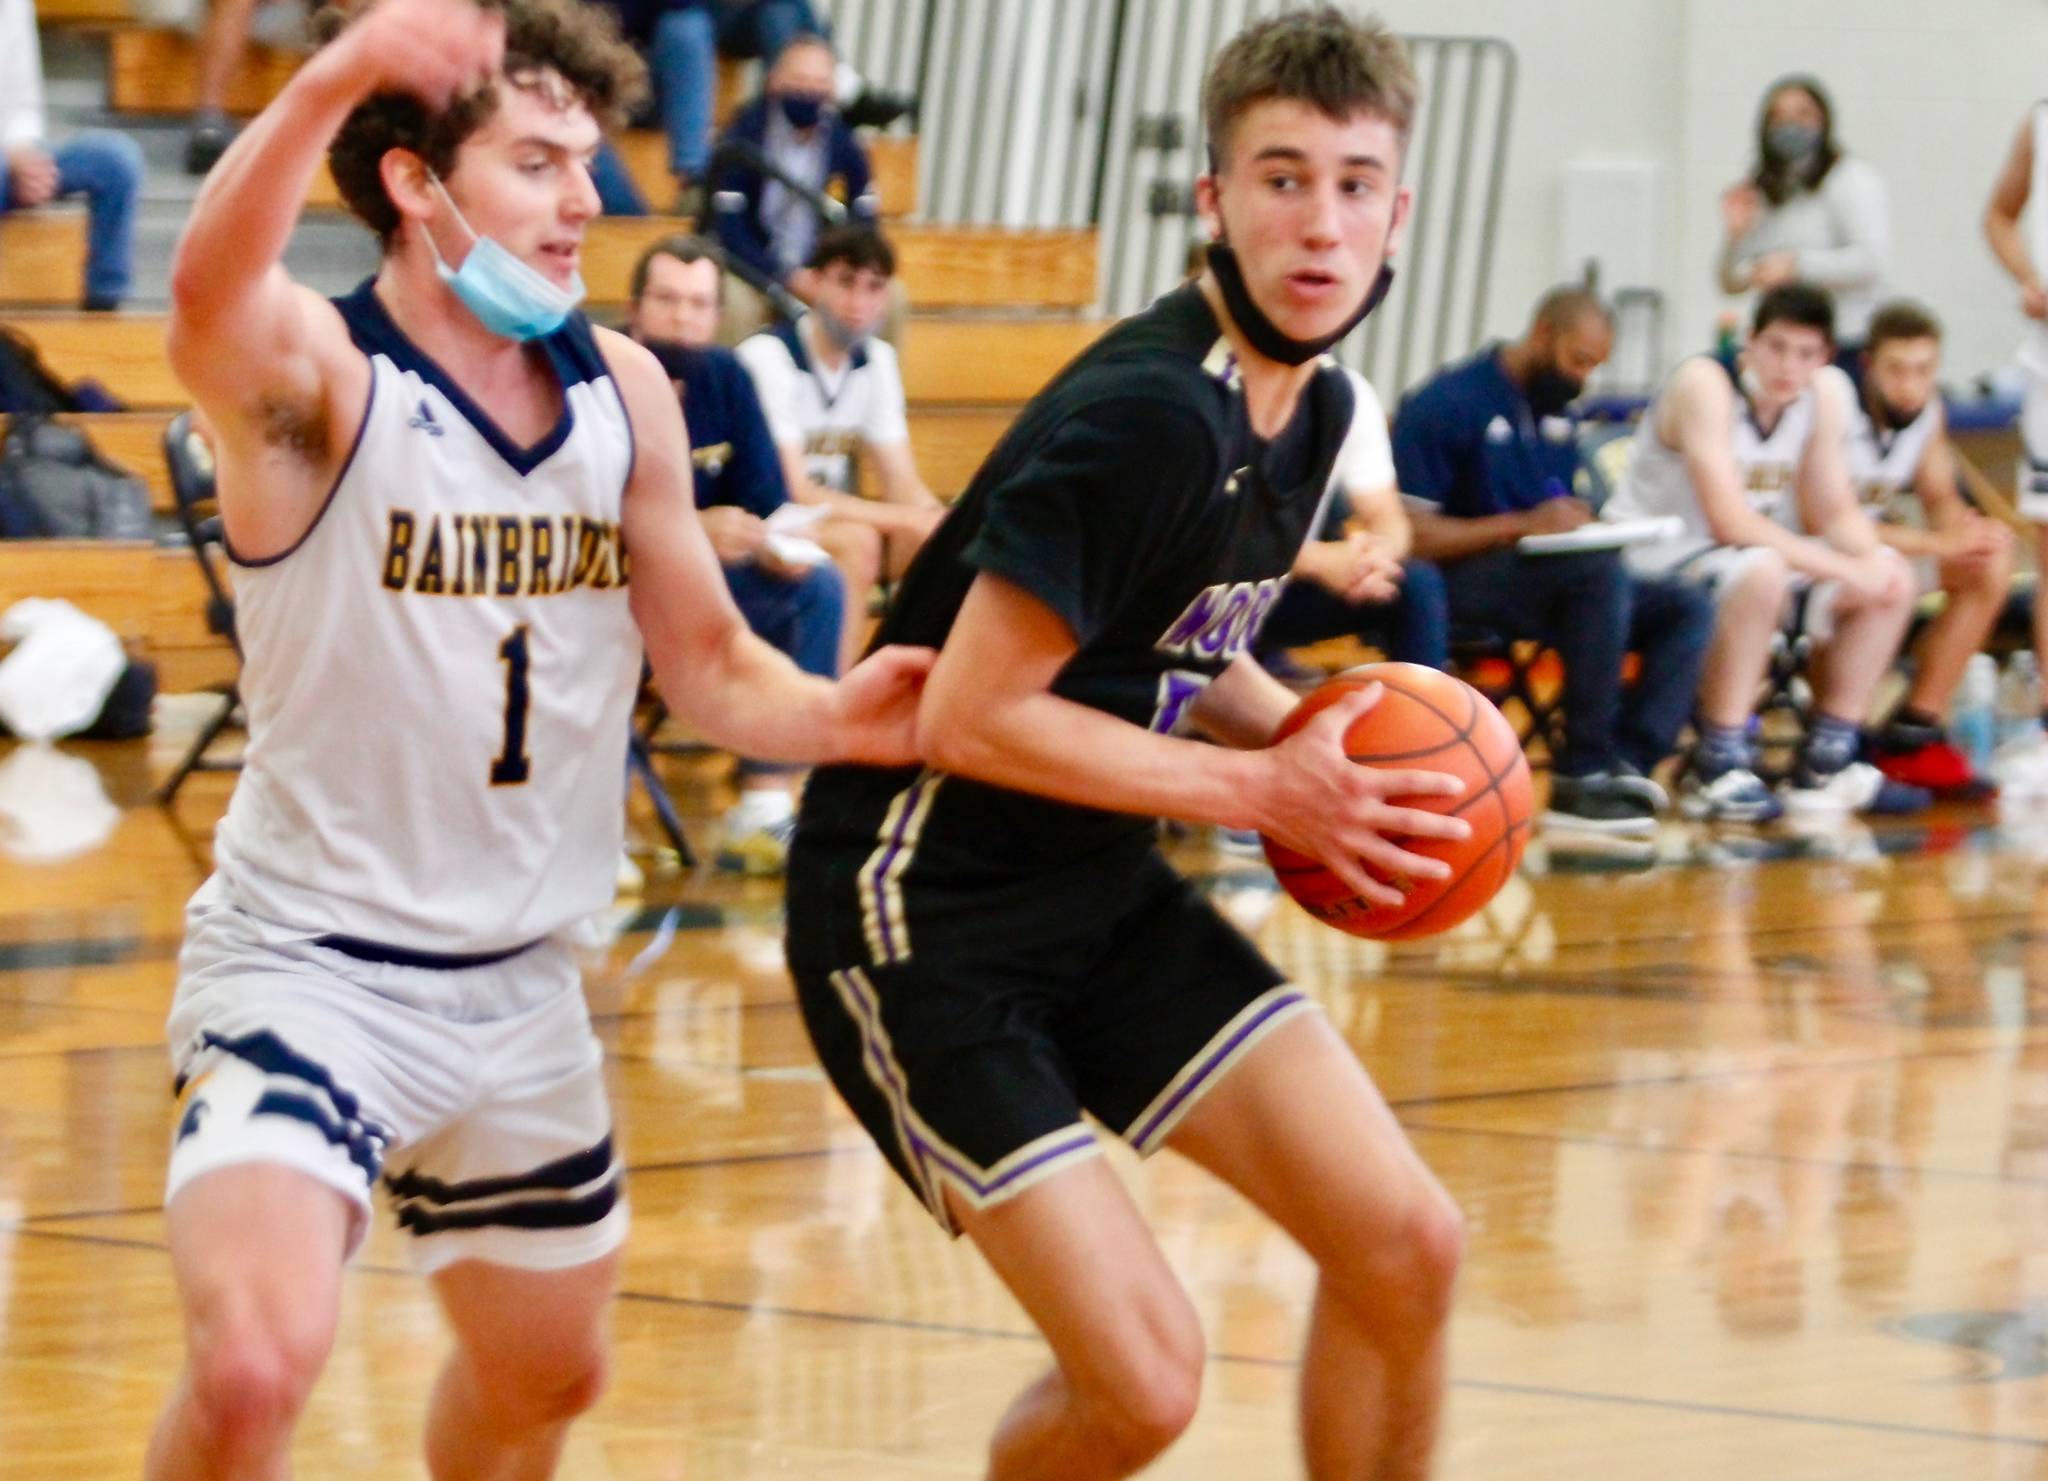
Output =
[
  {"x1": 1820, "y1": 507, "x2": 1882, "y2": 558},
  {"x1": 920, "y1": 686, "x2": 1269, "y2": 832},
  {"x1": 1190, "y1": 658, "x2": 1298, "y2": 750},
  {"x1": 654, "y1": 619, "x2": 847, "y2": 765},
  {"x1": 1986, "y1": 213, "x2": 2039, "y2": 291},
  {"x1": 169, "y1": 52, "x2": 360, "y2": 323},
  {"x1": 1407, "y1": 507, "x2": 1521, "y2": 562}
]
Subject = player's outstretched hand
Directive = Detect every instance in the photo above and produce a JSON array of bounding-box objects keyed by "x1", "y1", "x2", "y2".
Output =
[
  {"x1": 331, "y1": 0, "x2": 506, "y2": 111},
  {"x1": 1251, "y1": 682, "x2": 1470, "y2": 908},
  {"x1": 829, "y1": 644, "x2": 937, "y2": 767}
]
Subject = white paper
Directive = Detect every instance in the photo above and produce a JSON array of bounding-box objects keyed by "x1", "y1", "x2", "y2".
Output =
[{"x1": 1517, "y1": 515, "x2": 1684, "y2": 555}]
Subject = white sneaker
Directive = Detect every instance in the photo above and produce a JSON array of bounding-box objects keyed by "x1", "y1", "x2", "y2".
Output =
[
  {"x1": 1993, "y1": 733, "x2": 2048, "y2": 800},
  {"x1": 1679, "y1": 767, "x2": 1783, "y2": 823},
  {"x1": 1782, "y1": 761, "x2": 1929, "y2": 817}
]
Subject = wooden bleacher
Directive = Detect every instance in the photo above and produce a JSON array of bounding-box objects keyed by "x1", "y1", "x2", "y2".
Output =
[
  {"x1": 0, "y1": 212, "x2": 87, "y2": 306},
  {"x1": 578, "y1": 217, "x2": 1097, "y2": 311},
  {"x1": 7, "y1": 11, "x2": 1107, "y2": 693},
  {"x1": 109, "y1": 27, "x2": 758, "y2": 121},
  {"x1": 5, "y1": 311, "x2": 1109, "y2": 412},
  {"x1": 304, "y1": 131, "x2": 918, "y2": 219}
]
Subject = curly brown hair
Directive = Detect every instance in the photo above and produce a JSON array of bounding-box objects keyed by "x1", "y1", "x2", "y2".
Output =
[{"x1": 316, "y1": 0, "x2": 647, "y2": 245}]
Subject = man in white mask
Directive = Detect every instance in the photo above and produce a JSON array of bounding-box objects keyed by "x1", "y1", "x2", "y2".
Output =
[{"x1": 146, "y1": 0, "x2": 930, "y2": 1474}]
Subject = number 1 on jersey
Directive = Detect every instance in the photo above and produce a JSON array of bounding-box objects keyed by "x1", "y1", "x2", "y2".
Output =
[{"x1": 491, "y1": 625, "x2": 533, "y2": 786}]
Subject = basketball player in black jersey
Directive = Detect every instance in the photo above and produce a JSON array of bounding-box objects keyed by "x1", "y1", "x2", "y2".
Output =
[{"x1": 787, "y1": 11, "x2": 1470, "y2": 1477}]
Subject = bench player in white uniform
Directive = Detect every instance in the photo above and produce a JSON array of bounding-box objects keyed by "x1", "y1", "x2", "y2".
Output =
[
  {"x1": 1835, "y1": 301, "x2": 2014, "y2": 799},
  {"x1": 1983, "y1": 101, "x2": 2048, "y2": 730},
  {"x1": 146, "y1": 1, "x2": 928, "y2": 1476},
  {"x1": 1605, "y1": 284, "x2": 1924, "y2": 822}
]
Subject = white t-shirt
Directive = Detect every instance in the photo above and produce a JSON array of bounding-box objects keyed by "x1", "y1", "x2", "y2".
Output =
[
  {"x1": 735, "y1": 316, "x2": 910, "y2": 494},
  {"x1": 1331, "y1": 367, "x2": 1395, "y2": 496}
]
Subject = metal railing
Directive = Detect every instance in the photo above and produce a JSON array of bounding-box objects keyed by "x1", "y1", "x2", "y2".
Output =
[{"x1": 827, "y1": 0, "x2": 1515, "y2": 398}]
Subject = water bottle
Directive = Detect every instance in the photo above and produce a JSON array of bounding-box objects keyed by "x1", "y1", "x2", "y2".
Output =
[
  {"x1": 1998, "y1": 651, "x2": 2043, "y2": 751},
  {"x1": 1953, "y1": 653, "x2": 1998, "y2": 772}
]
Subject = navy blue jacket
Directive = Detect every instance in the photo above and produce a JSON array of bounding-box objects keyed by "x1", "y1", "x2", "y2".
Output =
[
  {"x1": 645, "y1": 341, "x2": 790, "y2": 516},
  {"x1": 1392, "y1": 344, "x2": 1581, "y2": 519},
  {"x1": 710, "y1": 97, "x2": 877, "y2": 285}
]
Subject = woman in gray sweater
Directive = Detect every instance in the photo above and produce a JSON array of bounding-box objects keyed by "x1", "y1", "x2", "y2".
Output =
[{"x1": 1719, "y1": 75, "x2": 1890, "y2": 353}]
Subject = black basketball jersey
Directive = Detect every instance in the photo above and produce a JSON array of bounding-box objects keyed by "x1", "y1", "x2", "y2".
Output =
[{"x1": 786, "y1": 283, "x2": 1353, "y2": 971}]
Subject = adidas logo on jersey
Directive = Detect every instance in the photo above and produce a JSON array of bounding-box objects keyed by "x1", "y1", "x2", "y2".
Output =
[{"x1": 408, "y1": 400, "x2": 446, "y2": 437}]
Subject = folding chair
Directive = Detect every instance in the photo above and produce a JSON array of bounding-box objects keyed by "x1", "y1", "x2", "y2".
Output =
[
  {"x1": 155, "y1": 411, "x2": 245, "y2": 803},
  {"x1": 629, "y1": 677, "x2": 697, "y2": 869}
]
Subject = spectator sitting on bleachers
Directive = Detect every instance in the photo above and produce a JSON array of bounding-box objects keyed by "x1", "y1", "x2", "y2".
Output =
[
  {"x1": 614, "y1": 1, "x2": 911, "y2": 215},
  {"x1": 0, "y1": 0, "x2": 143, "y2": 311},
  {"x1": 1603, "y1": 283, "x2": 1928, "y2": 822},
  {"x1": 183, "y1": 0, "x2": 310, "y2": 174},
  {"x1": 1393, "y1": 288, "x2": 1716, "y2": 834},
  {"x1": 1256, "y1": 364, "x2": 1447, "y2": 677},
  {"x1": 736, "y1": 225, "x2": 943, "y2": 666},
  {"x1": 1838, "y1": 301, "x2": 2022, "y2": 799},
  {"x1": 710, "y1": 31, "x2": 894, "y2": 342},
  {"x1": 626, "y1": 233, "x2": 846, "y2": 874}
]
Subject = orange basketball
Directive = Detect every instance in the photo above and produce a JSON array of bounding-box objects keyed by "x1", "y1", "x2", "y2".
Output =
[{"x1": 1262, "y1": 663, "x2": 1533, "y2": 941}]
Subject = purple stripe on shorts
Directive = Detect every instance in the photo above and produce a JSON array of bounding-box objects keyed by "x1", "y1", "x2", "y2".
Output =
[
  {"x1": 870, "y1": 773, "x2": 929, "y2": 963},
  {"x1": 837, "y1": 969, "x2": 1094, "y2": 1209},
  {"x1": 1128, "y1": 988, "x2": 1309, "y2": 1149},
  {"x1": 914, "y1": 1128, "x2": 1098, "y2": 1198}
]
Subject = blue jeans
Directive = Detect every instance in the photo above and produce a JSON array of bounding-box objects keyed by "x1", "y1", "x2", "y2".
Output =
[
  {"x1": 1442, "y1": 546, "x2": 1715, "y2": 777},
  {"x1": 719, "y1": 0, "x2": 827, "y2": 62},
  {"x1": 0, "y1": 131, "x2": 143, "y2": 304},
  {"x1": 725, "y1": 556, "x2": 844, "y2": 774},
  {"x1": 650, "y1": 7, "x2": 716, "y2": 181},
  {"x1": 589, "y1": 138, "x2": 649, "y2": 216},
  {"x1": 1258, "y1": 560, "x2": 1451, "y2": 670}
]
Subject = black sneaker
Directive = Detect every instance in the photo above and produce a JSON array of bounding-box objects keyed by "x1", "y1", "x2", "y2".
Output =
[
  {"x1": 185, "y1": 121, "x2": 232, "y2": 176},
  {"x1": 1543, "y1": 772, "x2": 1658, "y2": 835}
]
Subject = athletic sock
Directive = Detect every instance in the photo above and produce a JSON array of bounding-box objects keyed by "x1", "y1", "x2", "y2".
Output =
[
  {"x1": 1693, "y1": 721, "x2": 1751, "y2": 780},
  {"x1": 1797, "y1": 714, "x2": 1862, "y2": 780}
]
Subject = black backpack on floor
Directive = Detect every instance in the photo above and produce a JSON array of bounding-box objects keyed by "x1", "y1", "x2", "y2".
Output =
[{"x1": 0, "y1": 414, "x2": 155, "y2": 541}]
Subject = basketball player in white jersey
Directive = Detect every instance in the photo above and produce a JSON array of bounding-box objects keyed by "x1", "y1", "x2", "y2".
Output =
[
  {"x1": 146, "y1": 1, "x2": 929, "y2": 1475},
  {"x1": 1984, "y1": 103, "x2": 2048, "y2": 727},
  {"x1": 1834, "y1": 302, "x2": 2014, "y2": 799},
  {"x1": 1605, "y1": 284, "x2": 1925, "y2": 822}
]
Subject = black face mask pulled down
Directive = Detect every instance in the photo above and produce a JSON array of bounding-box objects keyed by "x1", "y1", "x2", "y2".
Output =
[
  {"x1": 1205, "y1": 242, "x2": 1392, "y2": 367},
  {"x1": 1523, "y1": 363, "x2": 1584, "y2": 420}
]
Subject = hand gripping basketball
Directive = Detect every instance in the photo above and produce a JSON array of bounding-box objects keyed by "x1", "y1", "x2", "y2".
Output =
[{"x1": 1260, "y1": 664, "x2": 1534, "y2": 941}]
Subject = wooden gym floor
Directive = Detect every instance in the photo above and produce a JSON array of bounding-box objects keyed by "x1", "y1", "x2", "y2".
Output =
[{"x1": 6, "y1": 729, "x2": 2048, "y2": 1478}]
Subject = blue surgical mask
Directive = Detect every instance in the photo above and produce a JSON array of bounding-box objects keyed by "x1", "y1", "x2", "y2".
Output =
[{"x1": 424, "y1": 175, "x2": 585, "y2": 342}]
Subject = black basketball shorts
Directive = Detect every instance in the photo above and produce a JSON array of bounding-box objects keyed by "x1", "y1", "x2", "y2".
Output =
[{"x1": 791, "y1": 859, "x2": 1317, "y2": 1234}]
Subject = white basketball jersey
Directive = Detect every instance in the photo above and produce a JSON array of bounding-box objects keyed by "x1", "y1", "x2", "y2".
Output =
[
  {"x1": 210, "y1": 284, "x2": 643, "y2": 953},
  {"x1": 2022, "y1": 101, "x2": 2048, "y2": 378},
  {"x1": 1837, "y1": 370, "x2": 1936, "y2": 522},
  {"x1": 1608, "y1": 358, "x2": 1816, "y2": 572}
]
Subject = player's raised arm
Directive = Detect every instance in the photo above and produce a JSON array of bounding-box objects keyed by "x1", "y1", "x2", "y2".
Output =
[
  {"x1": 167, "y1": 0, "x2": 504, "y2": 418},
  {"x1": 605, "y1": 329, "x2": 930, "y2": 767}
]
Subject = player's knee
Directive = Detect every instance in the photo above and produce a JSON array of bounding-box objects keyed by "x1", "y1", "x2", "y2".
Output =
[
  {"x1": 831, "y1": 523, "x2": 883, "y2": 584},
  {"x1": 186, "y1": 1309, "x2": 332, "y2": 1453},
  {"x1": 1731, "y1": 547, "x2": 1792, "y2": 609},
  {"x1": 1088, "y1": 1328, "x2": 1204, "y2": 1465},
  {"x1": 1323, "y1": 1183, "x2": 1465, "y2": 1332},
  {"x1": 467, "y1": 1337, "x2": 609, "y2": 1429}
]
